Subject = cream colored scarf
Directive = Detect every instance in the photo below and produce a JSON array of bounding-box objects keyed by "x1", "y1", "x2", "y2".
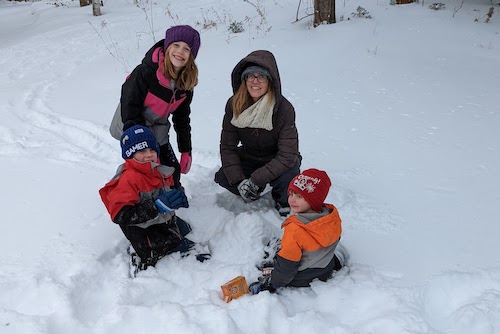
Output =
[{"x1": 231, "y1": 94, "x2": 275, "y2": 131}]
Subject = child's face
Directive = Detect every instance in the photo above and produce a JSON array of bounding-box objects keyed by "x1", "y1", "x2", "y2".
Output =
[
  {"x1": 133, "y1": 148, "x2": 158, "y2": 163},
  {"x1": 288, "y1": 190, "x2": 315, "y2": 214},
  {"x1": 167, "y1": 41, "x2": 191, "y2": 72}
]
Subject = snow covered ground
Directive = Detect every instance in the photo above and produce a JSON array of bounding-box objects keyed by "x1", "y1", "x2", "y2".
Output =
[{"x1": 1, "y1": 0, "x2": 499, "y2": 333}]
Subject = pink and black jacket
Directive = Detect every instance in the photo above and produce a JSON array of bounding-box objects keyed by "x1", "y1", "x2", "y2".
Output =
[{"x1": 120, "y1": 40, "x2": 193, "y2": 152}]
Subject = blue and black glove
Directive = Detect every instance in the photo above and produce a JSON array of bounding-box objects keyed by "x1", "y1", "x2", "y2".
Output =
[
  {"x1": 248, "y1": 275, "x2": 276, "y2": 295},
  {"x1": 155, "y1": 188, "x2": 189, "y2": 213}
]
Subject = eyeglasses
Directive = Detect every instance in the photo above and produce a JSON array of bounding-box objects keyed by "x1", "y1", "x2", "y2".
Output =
[{"x1": 245, "y1": 74, "x2": 269, "y2": 83}]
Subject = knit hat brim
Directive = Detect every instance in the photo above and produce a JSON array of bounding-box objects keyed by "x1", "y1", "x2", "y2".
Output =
[{"x1": 241, "y1": 65, "x2": 271, "y2": 82}]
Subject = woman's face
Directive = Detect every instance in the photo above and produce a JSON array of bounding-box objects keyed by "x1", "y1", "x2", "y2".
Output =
[
  {"x1": 167, "y1": 41, "x2": 191, "y2": 73},
  {"x1": 245, "y1": 72, "x2": 269, "y2": 102}
]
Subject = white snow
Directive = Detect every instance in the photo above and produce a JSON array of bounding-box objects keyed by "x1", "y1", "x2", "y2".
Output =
[{"x1": 1, "y1": 0, "x2": 499, "y2": 333}]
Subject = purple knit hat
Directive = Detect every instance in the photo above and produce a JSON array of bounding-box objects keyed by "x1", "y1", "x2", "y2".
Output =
[{"x1": 163, "y1": 25, "x2": 201, "y2": 59}]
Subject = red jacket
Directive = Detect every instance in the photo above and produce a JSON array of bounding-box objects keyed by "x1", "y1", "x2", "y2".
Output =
[{"x1": 99, "y1": 159, "x2": 174, "y2": 221}]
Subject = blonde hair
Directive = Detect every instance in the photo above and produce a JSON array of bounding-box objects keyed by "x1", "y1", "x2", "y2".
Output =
[
  {"x1": 232, "y1": 81, "x2": 275, "y2": 119},
  {"x1": 163, "y1": 45, "x2": 199, "y2": 91}
]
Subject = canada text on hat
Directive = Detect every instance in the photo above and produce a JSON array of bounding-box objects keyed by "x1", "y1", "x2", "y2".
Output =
[{"x1": 292, "y1": 174, "x2": 322, "y2": 193}]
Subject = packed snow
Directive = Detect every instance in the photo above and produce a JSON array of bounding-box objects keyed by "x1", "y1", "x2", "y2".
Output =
[{"x1": 1, "y1": 0, "x2": 499, "y2": 333}]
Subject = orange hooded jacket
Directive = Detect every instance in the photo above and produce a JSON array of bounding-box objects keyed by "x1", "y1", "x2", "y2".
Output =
[{"x1": 271, "y1": 203, "x2": 342, "y2": 288}]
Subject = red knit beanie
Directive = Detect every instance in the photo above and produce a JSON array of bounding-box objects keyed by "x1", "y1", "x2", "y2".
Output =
[{"x1": 288, "y1": 169, "x2": 331, "y2": 212}]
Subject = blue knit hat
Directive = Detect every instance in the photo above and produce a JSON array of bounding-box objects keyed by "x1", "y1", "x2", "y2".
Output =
[
  {"x1": 120, "y1": 124, "x2": 160, "y2": 160},
  {"x1": 164, "y1": 25, "x2": 201, "y2": 59}
]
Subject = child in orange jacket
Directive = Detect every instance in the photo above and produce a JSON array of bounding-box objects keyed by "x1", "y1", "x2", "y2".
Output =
[{"x1": 249, "y1": 168, "x2": 344, "y2": 294}]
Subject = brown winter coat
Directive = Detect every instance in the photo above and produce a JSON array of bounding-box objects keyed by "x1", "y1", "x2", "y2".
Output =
[{"x1": 219, "y1": 50, "x2": 300, "y2": 188}]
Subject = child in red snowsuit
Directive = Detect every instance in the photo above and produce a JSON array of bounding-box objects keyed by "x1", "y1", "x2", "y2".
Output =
[{"x1": 100, "y1": 123, "x2": 192, "y2": 271}]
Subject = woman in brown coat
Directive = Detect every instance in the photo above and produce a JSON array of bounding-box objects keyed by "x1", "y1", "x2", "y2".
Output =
[{"x1": 214, "y1": 50, "x2": 301, "y2": 216}]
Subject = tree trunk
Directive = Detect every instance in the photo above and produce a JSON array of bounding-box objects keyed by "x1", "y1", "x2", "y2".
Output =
[
  {"x1": 314, "y1": 0, "x2": 336, "y2": 27},
  {"x1": 79, "y1": 0, "x2": 89, "y2": 7},
  {"x1": 92, "y1": 0, "x2": 101, "y2": 16}
]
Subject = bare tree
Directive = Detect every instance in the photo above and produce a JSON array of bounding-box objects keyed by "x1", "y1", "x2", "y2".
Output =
[
  {"x1": 452, "y1": 0, "x2": 465, "y2": 17},
  {"x1": 93, "y1": 0, "x2": 101, "y2": 16},
  {"x1": 313, "y1": 0, "x2": 335, "y2": 27},
  {"x1": 294, "y1": 0, "x2": 314, "y2": 23}
]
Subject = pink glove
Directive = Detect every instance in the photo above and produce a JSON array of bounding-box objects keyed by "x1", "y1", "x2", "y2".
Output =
[{"x1": 180, "y1": 152, "x2": 192, "y2": 174}]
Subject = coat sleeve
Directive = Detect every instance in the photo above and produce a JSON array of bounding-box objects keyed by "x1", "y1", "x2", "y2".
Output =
[
  {"x1": 172, "y1": 93, "x2": 193, "y2": 153},
  {"x1": 120, "y1": 65, "x2": 151, "y2": 126},
  {"x1": 271, "y1": 223, "x2": 302, "y2": 287},
  {"x1": 271, "y1": 254, "x2": 300, "y2": 288},
  {"x1": 113, "y1": 201, "x2": 159, "y2": 225},
  {"x1": 99, "y1": 175, "x2": 143, "y2": 221},
  {"x1": 219, "y1": 98, "x2": 245, "y2": 185},
  {"x1": 250, "y1": 99, "x2": 299, "y2": 186}
]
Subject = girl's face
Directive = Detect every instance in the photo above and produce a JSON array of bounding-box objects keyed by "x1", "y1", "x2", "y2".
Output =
[
  {"x1": 167, "y1": 41, "x2": 191, "y2": 72},
  {"x1": 288, "y1": 190, "x2": 315, "y2": 214},
  {"x1": 133, "y1": 148, "x2": 158, "y2": 163},
  {"x1": 245, "y1": 72, "x2": 269, "y2": 102}
]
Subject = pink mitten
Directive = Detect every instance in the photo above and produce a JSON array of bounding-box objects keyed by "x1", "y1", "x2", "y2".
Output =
[{"x1": 180, "y1": 152, "x2": 192, "y2": 174}]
